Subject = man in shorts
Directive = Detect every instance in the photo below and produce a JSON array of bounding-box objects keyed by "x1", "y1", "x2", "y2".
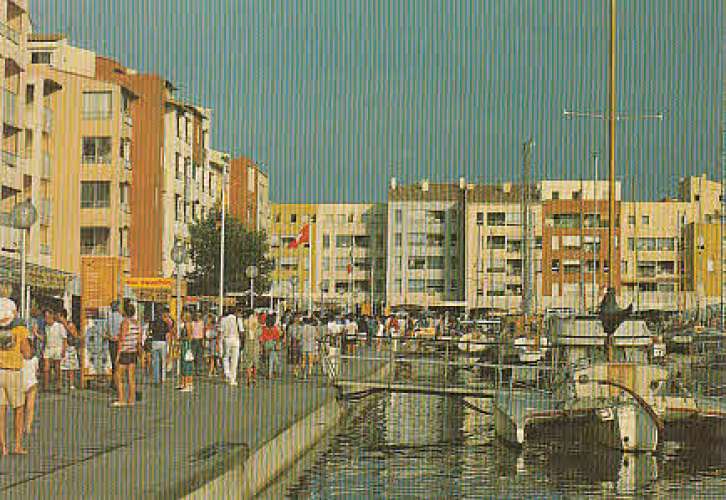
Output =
[{"x1": 0, "y1": 298, "x2": 32, "y2": 455}]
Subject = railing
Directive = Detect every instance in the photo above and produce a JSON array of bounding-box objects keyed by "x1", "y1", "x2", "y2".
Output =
[
  {"x1": 82, "y1": 110, "x2": 112, "y2": 120},
  {"x1": 3, "y1": 89, "x2": 18, "y2": 126},
  {"x1": 1, "y1": 149, "x2": 18, "y2": 168},
  {"x1": 81, "y1": 244, "x2": 109, "y2": 256},
  {"x1": 82, "y1": 155, "x2": 112, "y2": 164},
  {"x1": 0, "y1": 20, "x2": 20, "y2": 45},
  {"x1": 81, "y1": 200, "x2": 111, "y2": 209}
]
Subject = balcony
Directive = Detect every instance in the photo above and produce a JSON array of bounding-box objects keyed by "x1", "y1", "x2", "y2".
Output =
[
  {"x1": 3, "y1": 89, "x2": 18, "y2": 127},
  {"x1": 82, "y1": 110, "x2": 112, "y2": 120},
  {"x1": 0, "y1": 20, "x2": 20, "y2": 45},
  {"x1": 1, "y1": 149, "x2": 18, "y2": 168},
  {"x1": 42, "y1": 107, "x2": 52, "y2": 132}
]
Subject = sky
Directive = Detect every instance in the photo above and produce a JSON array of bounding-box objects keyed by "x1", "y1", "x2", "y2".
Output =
[{"x1": 29, "y1": 0, "x2": 723, "y2": 203}]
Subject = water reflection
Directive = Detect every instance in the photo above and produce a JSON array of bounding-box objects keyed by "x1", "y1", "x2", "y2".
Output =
[{"x1": 287, "y1": 393, "x2": 726, "y2": 499}]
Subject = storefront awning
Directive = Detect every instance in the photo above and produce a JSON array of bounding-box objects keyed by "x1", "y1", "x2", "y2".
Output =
[{"x1": 0, "y1": 255, "x2": 74, "y2": 293}]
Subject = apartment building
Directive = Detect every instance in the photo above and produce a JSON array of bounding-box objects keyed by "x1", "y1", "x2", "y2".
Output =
[
  {"x1": 540, "y1": 180, "x2": 616, "y2": 312},
  {"x1": 207, "y1": 148, "x2": 229, "y2": 213},
  {"x1": 26, "y1": 36, "x2": 136, "y2": 278},
  {"x1": 386, "y1": 179, "x2": 466, "y2": 309},
  {"x1": 464, "y1": 183, "x2": 543, "y2": 313},
  {"x1": 269, "y1": 203, "x2": 317, "y2": 310},
  {"x1": 229, "y1": 156, "x2": 270, "y2": 233},
  {"x1": 682, "y1": 222, "x2": 726, "y2": 309},
  {"x1": 96, "y1": 57, "x2": 219, "y2": 279},
  {"x1": 316, "y1": 203, "x2": 387, "y2": 313}
]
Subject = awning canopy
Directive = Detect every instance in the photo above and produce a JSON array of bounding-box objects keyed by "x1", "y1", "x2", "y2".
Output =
[{"x1": 0, "y1": 255, "x2": 74, "y2": 293}]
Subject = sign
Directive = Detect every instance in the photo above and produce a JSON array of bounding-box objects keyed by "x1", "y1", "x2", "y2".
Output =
[{"x1": 81, "y1": 257, "x2": 122, "y2": 310}]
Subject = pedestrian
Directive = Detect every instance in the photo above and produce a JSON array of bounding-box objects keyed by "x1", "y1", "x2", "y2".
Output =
[
  {"x1": 289, "y1": 316, "x2": 303, "y2": 377},
  {"x1": 190, "y1": 312, "x2": 205, "y2": 375},
  {"x1": 113, "y1": 303, "x2": 142, "y2": 407},
  {"x1": 219, "y1": 308, "x2": 241, "y2": 386},
  {"x1": 178, "y1": 312, "x2": 194, "y2": 392},
  {"x1": 58, "y1": 310, "x2": 81, "y2": 391},
  {"x1": 161, "y1": 306, "x2": 176, "y2": 375},
  {"x1": 0, "y1": 298, "x2": 33, "y2": 455},
  {"x1": 106, "y1": 301, "x2": 124, "y2": 390},
  {"x1": 21, "y1": 350, "x2": 38, "y2": 436},
  {"x1": 260, "y1": 314, "x2": 281, "y2": 379},
  {"x1": 204, "y1": 314, "x2": 218, "y2": 376},
  {"x1": 42, "y1": 309, "x2": 66, "y2": 392},
  {"x1": 301, "y1": 317, "x2": 319, "y2": 379},
  {"x1": 242, "y1": 310, "x2": 260, "y2": 385},
  {"x1": 149, "y1": 307, "x2": 170, "y2": 384}
]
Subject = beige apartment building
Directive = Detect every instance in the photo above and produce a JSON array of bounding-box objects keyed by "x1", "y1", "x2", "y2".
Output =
[
  {"x1": 316, "y1": 203, "x2": 387, "y2": 313},
  {"x1": 26, "y1": 36, "x2": 136, "y2": 278},
  {"x1": 386, "y1": 179, "x2": 466, "y2": 310}
]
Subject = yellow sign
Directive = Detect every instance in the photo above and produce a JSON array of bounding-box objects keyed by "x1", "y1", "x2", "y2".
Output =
[{"x1": 126, "y1": 277, "x2": 176, "y2": 289}]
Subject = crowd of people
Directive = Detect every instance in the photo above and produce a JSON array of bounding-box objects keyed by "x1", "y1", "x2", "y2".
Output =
[{"x1": 0, "y1": 289, "x2": 458, "y2": 457}]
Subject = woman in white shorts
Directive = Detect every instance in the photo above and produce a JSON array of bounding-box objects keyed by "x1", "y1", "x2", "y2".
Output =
[{"x1": 21, "y1": 356, "x2": 38, "y2": 434}]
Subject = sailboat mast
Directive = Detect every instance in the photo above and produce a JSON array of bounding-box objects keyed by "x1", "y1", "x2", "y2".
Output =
[
  {"x1": 521, "y1": 140, "x2": 533, "y2": 320},
  {"x1": 607, "y1": 0, "x2": 617, "y2": 290}
]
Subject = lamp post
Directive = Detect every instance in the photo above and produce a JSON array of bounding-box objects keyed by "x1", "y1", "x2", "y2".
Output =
[
  {"x1": 12, "y1": 200, "x2": 37, "y2": 320},
  {"x1": 246, "y1": 265, "x2": 258, "y2": 310},
  {"x1": 171, "y1": 240, "x2": 187, "y2": 376}
]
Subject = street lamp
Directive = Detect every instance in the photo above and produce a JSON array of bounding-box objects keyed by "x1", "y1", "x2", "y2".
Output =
[
  {"x1": 246, "y1": 265, "x2": 258, "y2": 310},
  {"x1": 171, "y1": 240, "x2": 187, "y2": 345},
  {"x1": 12, "y1": 200, "x2": 37, "y2": 320}
]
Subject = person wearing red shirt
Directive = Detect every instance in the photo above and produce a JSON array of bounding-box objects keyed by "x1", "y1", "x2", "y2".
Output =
[{"x1": 260, "y1": 315, "x2": 281, "y2": 379}]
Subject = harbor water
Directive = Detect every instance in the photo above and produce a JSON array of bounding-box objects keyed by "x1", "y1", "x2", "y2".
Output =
[{"x1": 286, "y1": 392, "x2": 726, "y2": 498}]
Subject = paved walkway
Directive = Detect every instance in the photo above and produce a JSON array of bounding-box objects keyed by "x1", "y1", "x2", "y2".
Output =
[{"x1": 0, "y1": 352, "x2": 381, "y2": 499}]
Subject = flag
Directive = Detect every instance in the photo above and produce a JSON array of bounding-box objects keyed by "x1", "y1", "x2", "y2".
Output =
[{"x1": 288, "y1": 223, "x2": 310, "y2": 249}]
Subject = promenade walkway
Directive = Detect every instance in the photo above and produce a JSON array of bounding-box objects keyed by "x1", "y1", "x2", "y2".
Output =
[{"x1": 0, "y1": 351, "x2": 380, "y2": 498}]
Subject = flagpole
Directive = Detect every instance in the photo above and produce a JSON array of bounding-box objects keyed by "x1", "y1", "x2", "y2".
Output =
[{"x1": 308, "y1": 217, "x2": 313, "y2": 316}]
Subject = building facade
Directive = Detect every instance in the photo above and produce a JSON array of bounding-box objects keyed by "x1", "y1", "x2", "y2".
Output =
[
  {"x1": 386, "y1": 180, "x2": 467, "y2": 310},
  {"x1": 229, "y1": 156, "x2": 269, "y2": 233}
]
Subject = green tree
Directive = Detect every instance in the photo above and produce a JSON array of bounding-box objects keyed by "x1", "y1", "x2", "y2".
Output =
[{"x1": 187, "y1": 211, "x2": 272, "y2": 297}]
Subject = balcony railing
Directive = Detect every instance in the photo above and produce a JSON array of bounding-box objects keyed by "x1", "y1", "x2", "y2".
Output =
[
  {"x1": 1, "y1": 149, "x2": 18, "y2": 168},
  {"x1": 80, "y1": 200, "x2": 111, "y2": 209},
  {"x1": 82, "y1": 110, "x2": 112, "y2": 120},
  {"x1": 81, "y1": 244, "x2": 109, "y2": 256},
  {"x1": 82, "y1": 155, "x2": 112, "y2": 164},
  {"x1": 0, "y1": 20, "x2": 20, "y2": 45},
  {"x1": 3, "y1": 89, "x2": 18, "y2": 127}
]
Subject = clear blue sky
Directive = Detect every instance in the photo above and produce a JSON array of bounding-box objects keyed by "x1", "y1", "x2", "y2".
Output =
[{"x1": 30, "y1": 0, "x2": 723, "y2": 203}]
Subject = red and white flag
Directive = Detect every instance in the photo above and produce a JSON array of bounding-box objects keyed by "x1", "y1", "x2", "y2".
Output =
[{"x1": 288, "y1": 223, "x2": 310, "y2": 249}]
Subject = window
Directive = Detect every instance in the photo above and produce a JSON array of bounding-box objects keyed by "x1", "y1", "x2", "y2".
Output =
[
  {"x1": 80, "y1": 182, "x2": 110, "y2": 208},
  {"x1": 175, "y1": 195, "x2": 181, "y2": 221},
  {"x1": 290, "y1": 214, "x2": 297, "y2": 224},
  {"x1": 551, "y1": 259, "x2": 560, "y2": 272},
  {"x1": 487, "y1": 235, "x2": 506, "y2": 250},
  {"x1": 82, "y1": 91, "x2": 112, "y2": 119},
  {"x1": 175, "y1": 154, "x2": 182, "y2": 180},
  {"x1": 25, "y1": 84, "x2": 34, "y2": 105},
  {"x1": 408, "y1": 233, "x2": 426, "y2": 246},
  {"x1": 562, "y1": 235, "x2": 580, "y2": 249},
  {"x1": 428, "y1": 234, "x2": 445, "y2": 247},
  {"x1": 336, "y1": 235, "x2": 352, "y2": 248},
  {"x1": 82, "y1": 137, "x2": 112, "y2": 163},
  {"x1": 476, "y1": 212, "x2": 484, "y2": 225},
  {"x1": 628, "y1": 215, "x2": 636, "y2": 225},
  {"x1": 408, "y1": 279, "x2": 425, "y2": 292},
  {"x1": 395, "y1": 233, "x2": 402, "y2": 247},
  {"x1": 408, "y1": 257, "x2": 426, "y2": 270},
  {"x1": 428, "y1": 256, "x2": 445, "y2": 269},
  {"x1": 641, "y1": 215, "x2": 650, "y2": 225},
  {"x1": 552, "y1": 191, "x2": 560, "y2": 200},
  {"x1": 656, "y1": 238, "x2": 675, "y2": 251},
  {"x1": 552, "y1": 213, "x2": 580, "y2": 228},
  {"x1": 323, "y1": 234, "x2": 330, "y2": 248},
  {"x1": 572, "y1": 190, "x2": 581, "y2": 200},
  {"x1": 563, "y1": 261, "x2": 580, "y2": 274},
  {"x1": 322, "y1": 258, "x2": 330, "y2": 271},
  {"x1": 80, "y1": 227, "x2": 110, "y2": 255},
  {"x1": 487, "y1": 212, "x2": 506, "y2": 226},
  {"x1": 184, "y1": 157, "x2": 191, "y2": 178},
  {"x1": 31, "y1": 52, "x2": 51, "y2": 64}
]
